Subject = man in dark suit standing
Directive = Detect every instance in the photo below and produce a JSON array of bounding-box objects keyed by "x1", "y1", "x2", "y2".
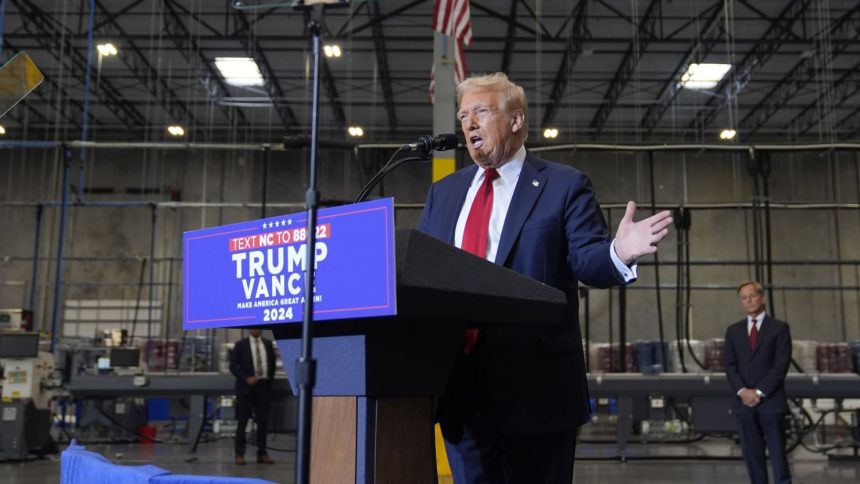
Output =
[
  {"x1": 230, "y1": 328, "x2": 276, "y2": 465},
  {"x1": 725, "y1": 281, "x2": 792, "y2": 484},
  {"x1": 418, "y1": 72, "x2": 672, "y2": 483}
]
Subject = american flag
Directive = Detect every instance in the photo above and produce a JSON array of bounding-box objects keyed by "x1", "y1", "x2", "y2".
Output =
[{"x1": 429, "y1": 0, "x2": 473, "y2": 104}]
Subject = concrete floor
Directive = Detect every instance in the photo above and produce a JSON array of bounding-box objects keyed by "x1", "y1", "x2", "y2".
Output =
[{"x1": 3, "y1": 435, "x2": 860, "y2": 483}]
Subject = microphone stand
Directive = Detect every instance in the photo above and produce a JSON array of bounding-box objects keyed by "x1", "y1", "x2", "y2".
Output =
[
  {"x1": 295, "y1": 5, "x2": 323, "y2": 484},
  {"x1": 354, "y1": 152, "x2": 431, "y2": 203}
]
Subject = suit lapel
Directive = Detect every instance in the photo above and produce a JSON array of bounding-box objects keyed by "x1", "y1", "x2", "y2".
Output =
[
  {"x1": 495, "y1": 153, "x2": 547, "y2": 266},
  {"x1": 734, "y1": 321, "x2": 752, "y2": 361},
  {"x1": 441, "y1": 166, "x2": 477, "y2": 244}
]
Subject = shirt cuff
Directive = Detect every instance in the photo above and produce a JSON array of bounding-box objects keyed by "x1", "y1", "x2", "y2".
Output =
[
  {"x1": 755, "y1": 389, "x2": 765, "y2": 398},
  {"x1": 610, "y1": 239, "x2": 638, "y2": 283},
  {"x1": 737, "y1": 388, "x2": 744, "y2": 396}
]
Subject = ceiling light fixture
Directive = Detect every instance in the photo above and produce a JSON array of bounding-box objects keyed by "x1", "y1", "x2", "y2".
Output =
[
  {"x1": 348, "y1": 126, "x2": 363, "y2": 137},
  {"x1": 543, "y1": 128, "x2": 558, "y2": 139},
  {"x1": 323, "y1": 45, "x2": 342, "y2": 58},
  {"x1": 719, "y1": 129, "x2": 736, "y2": 140},
  {"x1": 680, "y1": 63, "x2": 731, "y2": 90},
  {"x1": 0, "y1": 125, "x2": 6, "y2": 135},
  {"x1": 214, "y1": 57, "x2": 265, "y2": 87},
  {"x1": 96, "y1": 43, "x2": 118, "y2": 57},
  {"x1": 167, "y1": 125, "x2": 185, "y2": 137}
]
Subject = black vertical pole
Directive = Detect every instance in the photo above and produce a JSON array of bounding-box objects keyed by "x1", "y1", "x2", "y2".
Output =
[
  {"x1": 619, "y1": 285, "x2": 627, "y2": 372},
  {"x1": 759, "y1": 152, "x2": 776, "y2": 316},
  {"x1": 261, "y1": 145, "x2": 270, "y2": 219},
  {"x1": 648, "y1": 152, "x2": 667, "y2": 371},
  {"x1": 29, "y1": 204, "x2": 43, "y2": 314},
  {"x1": 148, "y1": 204, "x2": 157, "y2": 342},
  {"x1": 50, "y1": 147, "x2": 72, "y2": 353},
  {"x1": 295, "y1": 6, "x2": 323, "y2": 484}
]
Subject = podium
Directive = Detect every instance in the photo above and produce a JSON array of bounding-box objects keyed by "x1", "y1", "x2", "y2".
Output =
[{"x1": 273, "y1": 229, "x2": 567, "y2": 484}]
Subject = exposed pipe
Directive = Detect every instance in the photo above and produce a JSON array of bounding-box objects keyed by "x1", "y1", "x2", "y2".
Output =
[
  {"x1": 148, "y1": 204, "x2": 156, "y2": 341},
  {"x1": 49, "y1": 148, "x2": 72, "y2": 353},
  {"x1": 648, "y1": 152, "x2": 667, "y2": 371},
  {"x1": 28, "y1": 204, "x2": 43, "y2": 315}
]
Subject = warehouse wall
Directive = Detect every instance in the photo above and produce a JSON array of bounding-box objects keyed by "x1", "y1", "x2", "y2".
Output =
[{"x1": 1, "y1": 146, "x2": 859, "y2": 351}]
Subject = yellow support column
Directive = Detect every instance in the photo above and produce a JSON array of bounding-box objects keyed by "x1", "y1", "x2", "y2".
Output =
[{"x1": 432, "y1": 29, "x2": 458, "y2": 482}]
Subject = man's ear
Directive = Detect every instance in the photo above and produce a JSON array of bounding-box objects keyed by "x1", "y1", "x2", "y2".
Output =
[{"x1": 510, "y1": 110, "x2": 525, "y2": 133}]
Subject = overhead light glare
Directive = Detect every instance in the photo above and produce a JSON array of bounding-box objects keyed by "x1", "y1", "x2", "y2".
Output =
[
  {"x1": 680, "y1": 63, "x2": 731, "y2": 90},
  {"x1": 543, "y1": 128, "x2": 558, "y2": 139},
  {"x1": 167, "y1": 125, "x2": 185, "y2": 137},
  {"x1": 97, "y1": 43, "x2": 118, "y2": 56},
  {"x1": 348, "y1": 126, "x2": 363, "y2": 137},
  {"x1": 214, "y1": 57, "x2": 265, "y2": 87},
  {"x1": 719, "y1": 129, "x2": 736, "y2": 140},
  {"x1": 323, "y1": 44, "x2": 342, "y2": 58},
  {"x1": 0, "y1": 125, "x2": 6, "y2": 135}
]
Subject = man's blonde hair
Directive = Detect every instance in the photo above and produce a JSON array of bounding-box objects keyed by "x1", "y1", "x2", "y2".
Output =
[
  {"x1": 737, "y1": 281, "x2": 765, "y2": 296},
  {"x1": 457, "y1": 72, "x2": 529, "y2": 144}
]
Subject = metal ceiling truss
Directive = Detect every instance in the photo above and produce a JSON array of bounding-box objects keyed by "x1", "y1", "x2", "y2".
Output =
[
  {"x1": 499, "y1": 0, "x2": 519, "y2": 74},
  {"x1": 788, "y1": 59, "x2": 860, "y2": 139},
  {"x1": 92, "y1": 0, "x2": 197, "y2": 129},
  {"x1": 343, "y1": 0, "x2": 425, "y2": 37},
  {"x1": 685, "y1": 0, "x2": 814, "y2": 136},
  {"x1": 470, "y1": 1, "x2": 554, "y2": 41},
  {"x1": 162, "y1": 0, "x2": 248, "y2": 130},
  {"x1": 639, "y1": 1, "x2": 724, "y2": 137},
  {"x1": 542, "y1": 0, "x2": 589, "y2": 128},
  {"x1": 589, "y1": 0, "x2": 662, "y2": 137},
  {"x1": 233, "y1": 9, "x2": 299, "y2": 129},
  {"x1": 11, "y1": 0, "x2": 146, "y2": 133},
  {"x1": 368, "y1": 1, "x2": 397, "y2": 136},
  {"x1": 738, "y1": 3, "x2": 860, "y2": 137}
]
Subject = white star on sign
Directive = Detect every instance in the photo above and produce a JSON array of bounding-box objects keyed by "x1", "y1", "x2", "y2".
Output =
[{"x1": 287, "y1": 219, "x2": 293, "y2": 226}]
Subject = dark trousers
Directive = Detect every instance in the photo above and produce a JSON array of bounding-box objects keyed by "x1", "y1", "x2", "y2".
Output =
[
  {"x1": 736, "y1": 411, "x2": 791, "y2": 484},
  {"x1": 443, "y1": 411, "x2": 578, "y2": 484},
  {"x1": 235, "y1": 380, "x2": 271, "y2": 457}
]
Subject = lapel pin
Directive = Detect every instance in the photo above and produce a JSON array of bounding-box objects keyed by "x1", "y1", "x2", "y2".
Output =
[{"x1": 532, "y1": 179, "x2": 540, "y2": 187}]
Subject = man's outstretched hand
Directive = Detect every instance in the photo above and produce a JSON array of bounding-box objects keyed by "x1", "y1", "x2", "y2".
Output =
[{"x1": 614, "y1": 201, "x2": 673, "y2": 265}]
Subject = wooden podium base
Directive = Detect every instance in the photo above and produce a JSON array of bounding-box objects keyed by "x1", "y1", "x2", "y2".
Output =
[{"x1": 310, "y1": 396, "x2": 436, "y2": 484}]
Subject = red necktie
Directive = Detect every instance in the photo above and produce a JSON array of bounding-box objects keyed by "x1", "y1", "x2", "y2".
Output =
[
  {"x1": 460, "y1": 168, "x2": 499, "y2": 353},
  {"x1": 748, "y1": 320, "x2": 758, "y2": 350}
]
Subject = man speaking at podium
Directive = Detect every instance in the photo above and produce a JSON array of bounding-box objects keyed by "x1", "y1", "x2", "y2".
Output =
[{"x1": 418, "y1": 72, "x2": 672, "y2": 483}]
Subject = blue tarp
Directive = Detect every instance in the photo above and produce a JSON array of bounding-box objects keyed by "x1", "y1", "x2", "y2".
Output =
[{"x1": 60, "y1": 440, "x2": 277, "y2": 484}]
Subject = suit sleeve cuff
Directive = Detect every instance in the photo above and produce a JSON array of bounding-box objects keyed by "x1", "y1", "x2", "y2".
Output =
[{"x1": 610, "y1": 239, "x2": 638, "y2": 283}]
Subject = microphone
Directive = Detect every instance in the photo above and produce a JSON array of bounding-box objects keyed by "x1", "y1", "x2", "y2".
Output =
[{"x1": 403, "y1": 133, "x2": 459, "y2": 153}]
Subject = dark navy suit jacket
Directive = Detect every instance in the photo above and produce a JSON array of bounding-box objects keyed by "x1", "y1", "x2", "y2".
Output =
[
  {"x1": 417, "y1": 152, "x2": 625, "y2": 435},
  {"x1": 724, "y1": 315, "x2": 792, "y2": 415},
  {"x1": 230, "y1": 337, "x2": 276, "y2": 395}
]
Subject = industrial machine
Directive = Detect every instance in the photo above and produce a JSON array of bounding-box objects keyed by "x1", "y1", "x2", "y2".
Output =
[
  {"x1": 0, "y1": 332, "x2": 56, "y2": 461},
  {"x1": 0, "y1": 309, "x2": 33, "y2": 332}
]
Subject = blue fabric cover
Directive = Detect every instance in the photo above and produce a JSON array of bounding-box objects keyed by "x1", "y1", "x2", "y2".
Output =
[{"x1": 60, "y1": 440, "x2": 276, "y2": 484}]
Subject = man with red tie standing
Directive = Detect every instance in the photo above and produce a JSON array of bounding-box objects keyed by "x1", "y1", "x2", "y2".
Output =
[
  {"x1": 725, "y1": 281, "x2": 793, "y2": 484},
  {"x1": 417, "y1": 72, "x2": 673, "y2": 483}
]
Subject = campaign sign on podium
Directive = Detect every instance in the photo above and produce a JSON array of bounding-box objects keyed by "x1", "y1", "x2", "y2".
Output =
[{"x1": 183, "y1": 198, "x2": 396, "y2": 330}]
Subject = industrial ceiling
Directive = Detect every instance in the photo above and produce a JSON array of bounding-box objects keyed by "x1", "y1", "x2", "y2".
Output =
[{"x1": 1, "y1": 0, "x2": 858, "y2": 144}]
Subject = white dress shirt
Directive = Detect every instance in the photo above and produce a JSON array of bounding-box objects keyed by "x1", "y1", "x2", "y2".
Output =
[
  {"x1": 454, "y1": 145, "x2": 637, "y2": 281},
  {"x1": 249, "y1": 335, "x2": 268, "y2": 380},
  {"x1": 747, "y1": 312, "x2": 765, "y2": 335}
]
